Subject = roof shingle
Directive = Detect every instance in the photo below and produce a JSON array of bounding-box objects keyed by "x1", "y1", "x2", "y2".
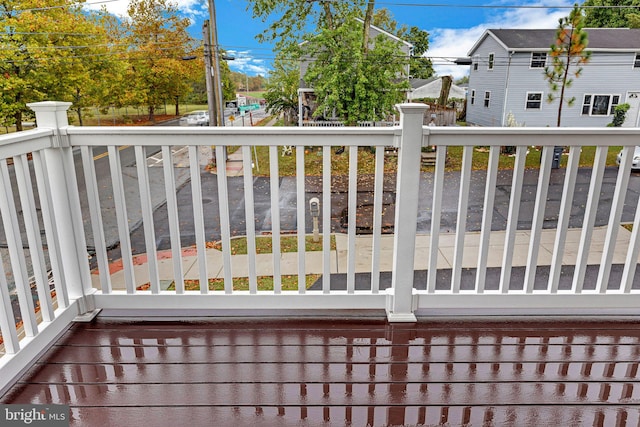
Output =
[{"x1": 488, "y1": 28, "x2": 640, "y2": 50}]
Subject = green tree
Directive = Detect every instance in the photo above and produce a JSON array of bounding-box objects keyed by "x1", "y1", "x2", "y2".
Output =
[
  {"x1": 264, "y1": 56, "x2": 299, "y2": 125},
  {"x1": 50, "y1": 8, "x2": 124, "y2": 126},
  {"x1": 219, "y1": 58, "x2": 237, "y2": 102},
  {"x1": 249, "y1": 0, "x2": 410, "y2": 125},
  {"x1": 583, "y1": 0, "x2": 640, "y2": 28},
  {"x1": 303, "y1": 15, "x2": 408, "y2": 124},
  {"x1": 122, "y1": 0, "x2": 197, "y2": 121},
  {"x1": 249, "y1": 0, "x2": 355, "y2": 50},
  {"x1": 544, "y1": 5, "x2": 592, "y2": 126},
  {"x1": 404, "y1": 26, "x2": 434, "y2": 79},
  {"x1": 608, "y1": 103, "x2": 631, "y2": 126},
  {"x1": 373, "y1": 10, "x2": 434, "y2": 79},
  {"x1": 0, "y1": 0, "x2": 114, "y2": 130}
]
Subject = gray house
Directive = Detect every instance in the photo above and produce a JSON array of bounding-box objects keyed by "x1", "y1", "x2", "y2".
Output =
[{"x1": 466, "y1": 28, "x2": 640, "y2": 127}]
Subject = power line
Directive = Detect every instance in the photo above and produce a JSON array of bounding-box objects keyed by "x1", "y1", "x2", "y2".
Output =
[
  {"x1": 304, "y1": 0, "x2": 640, "y2": 9},
  {"x1": 0, "y1": 32, "x2": 102, "y2": 37},
  {"x1": 0, "y1": 40, "x2": 199, "y2": 51},
  {"x1": 9, "y1": 0, "x2": 122, "y2": 13},
  {"x1": 1, "y1": 48, "x2": 636, "y2": 68},
  {"x1": 375, "y1": 1, "x2": 640, "y2": 9}
]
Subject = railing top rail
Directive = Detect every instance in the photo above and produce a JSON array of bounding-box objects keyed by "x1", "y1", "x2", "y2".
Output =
[
  {"x1": 0, "y1": 128, "x2": 53, "y2": 159},
  {"x1": 425, "y1": 126, "x2": 640, "y2": 147},
  {"x1": 66, "y1": 125, "x2": 400, "y2": 147}
]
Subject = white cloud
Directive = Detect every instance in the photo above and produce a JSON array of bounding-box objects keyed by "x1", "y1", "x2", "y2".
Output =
[
  {"x1": 428, "y1": 1, "x2": 573, "y2": 79},
  {"x1": 225, "y1": 50, "x2": 270, "y2": 76},
  {"x1": 85, "y1": 0, "x2": 207, "y2": 20}
]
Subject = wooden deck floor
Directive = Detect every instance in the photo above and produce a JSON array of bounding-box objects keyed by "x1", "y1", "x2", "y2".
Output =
[{"x1": 2, "y1": 317, "x2": 640, "y2": 426}]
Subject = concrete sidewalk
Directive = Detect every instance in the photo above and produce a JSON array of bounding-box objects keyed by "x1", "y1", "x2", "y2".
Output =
[
  {"x1": 95, "y1": 226, "x2": 635, "y2": 290},
  {"x1": 221, "y1": 115, "x2": 279, "y2": 177}
]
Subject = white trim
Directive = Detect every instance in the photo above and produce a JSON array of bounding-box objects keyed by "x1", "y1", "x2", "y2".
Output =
[
  {"x1": 484, "y1": 90, "x2": 491, "y2": 108},
  {"x1": 509, "y1": 47, "x2": 637, "y2": 53},
  {"x1": 93, "y1": 292, "x2": 388, "y2": 311},
  {"x1": 415, "y1": 293, "x2": 640, "y2": 314},
  {"x1": 467, "y1": 30, "x2": 509, "y2": 56},
  {"x1": 468, "y1": 29, "x2": 640, "y2": 56},
  {"x1": 0, "y1": 301, "x2": 79, "y2": 396},
  {"x1": 529, "y1": 52, "x2": 547, "y2": 69},
  {"x1": 634, "y1": 52, "x2": 640, "y2": 69},
  {"x1": 487, "y1": 52, "x2": 495, "y2": 70},
  {"x1": 525, "y1": 91, "x2": 543, "y2": 110},
  {"x1": 354, "y1": 17, "x2": 413, "y2": 49},
  {"x1": 581, "y1": 93, "x2": 621, "y2": 116}
]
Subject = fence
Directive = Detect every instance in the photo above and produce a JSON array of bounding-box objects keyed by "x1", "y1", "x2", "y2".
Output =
[{"x1": 2, "y1": 101, "x2": 640, "y2": 393}]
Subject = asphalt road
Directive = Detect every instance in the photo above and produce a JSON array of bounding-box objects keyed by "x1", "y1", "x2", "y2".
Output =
[{"x1": 121, "y1": 166, "x2": 640, "y2": 259}]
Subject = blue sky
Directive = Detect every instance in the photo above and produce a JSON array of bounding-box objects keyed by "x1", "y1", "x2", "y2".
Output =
[{"x1": 90, "y1": 0, "x2": 575, "y2": 79}]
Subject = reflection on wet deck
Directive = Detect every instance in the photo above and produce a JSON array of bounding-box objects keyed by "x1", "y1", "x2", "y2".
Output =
[{"x1": 2, "y1": 318, "x2": 640, "y2": 426}]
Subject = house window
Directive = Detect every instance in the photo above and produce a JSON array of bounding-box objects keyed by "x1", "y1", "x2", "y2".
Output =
[
  {"x1": 582, "y1": 94, "x2": 620, "y2": 115},
  {"x1": 471, "y1": 90, "x2": 475, "y2": 105},
  {"x1": 634, "y1": 53, "x2": 640, "y2": 68},
  {"x1": 531, "y1": 52, "x2": 547, "y2": 68},
  {"x1": 484, "y1": 91, "x2": 491, "y2": 107},
  {"x1": 526, "y1": 92, "x2": 543, "y2": 109},
  {"x1": 488, "y1": 53, "x2": 494, "y2": 70}
]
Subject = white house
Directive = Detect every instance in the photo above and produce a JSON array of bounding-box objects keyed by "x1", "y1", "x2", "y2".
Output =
[
  {"x1": 466, "y1": 28, "x2": 640, "y2": 127},
  {"x1": 409, "y1": 77, "x2": 466, "y2": 101}
]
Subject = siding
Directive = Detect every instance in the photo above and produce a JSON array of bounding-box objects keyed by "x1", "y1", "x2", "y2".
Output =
[
  {"x1": 466, "y1": 36, "x2": 509, "y2": 126},
  {"x1": 468, "y1": 34, "x2": 640, "y2": 127},
  {"x1": 504, "y1": 51, "x2": 640, "y2": 127}
]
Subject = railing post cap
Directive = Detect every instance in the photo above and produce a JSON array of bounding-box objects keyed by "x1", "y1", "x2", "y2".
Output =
[
  {"x1": 27, "y1": 101, "x2": 72, "y2": 112},
  {"x1": 396, "y1": 103, "x2": 429, "y2": 114}
]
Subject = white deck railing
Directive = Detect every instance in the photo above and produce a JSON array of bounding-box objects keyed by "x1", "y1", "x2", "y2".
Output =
[{"x1": 2, "y1": 101, "x2": 640, "y2": 392}]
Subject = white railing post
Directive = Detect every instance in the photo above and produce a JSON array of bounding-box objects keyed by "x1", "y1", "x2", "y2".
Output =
[
  {"x1": 27, "y1": 101, "x2": 95, "y2": 316},
  {"x1": 387, "y1": 103, "x2": 427, "y2": 322}
]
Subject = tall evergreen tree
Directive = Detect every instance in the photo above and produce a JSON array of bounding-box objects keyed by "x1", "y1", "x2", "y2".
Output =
[{"x1": 544, "y1": 5, "x2": 592, "y2": 126}]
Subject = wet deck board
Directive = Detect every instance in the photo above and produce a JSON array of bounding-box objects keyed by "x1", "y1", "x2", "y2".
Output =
[{"x1": 2, "y1": 318, "x2": 640, "y2": 426}]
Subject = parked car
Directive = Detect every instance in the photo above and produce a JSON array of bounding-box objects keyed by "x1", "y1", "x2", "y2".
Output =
[
  {"x1": 179, "y1": 110, "x2": 209, "y2": 126},
  {"x1": 616, "y1": 146, "x2": 640, "y2": 170}
]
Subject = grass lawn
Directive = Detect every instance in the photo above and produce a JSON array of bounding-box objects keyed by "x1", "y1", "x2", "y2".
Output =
[
  {"x1": 208, "y1": 235, "x2": 337, "y2": 255},
  {"x1": 70, "y1": 104, "x2": 209, "y2": 126},
  {"x1": 228, "y1": 145, "x2": 623, "y2": 177},
  {"x1": 444, "y1": 145, "x2": 622, "y2": 171},
  {"x1": 241, "y1": 91, "x2": 266, "y2": 99},
  {"x1": 242, "y1": 146, "x2": 399, "y2": 176},
  {"x1": 166, "y1": 274, "x2": 320, "y2": 291}
]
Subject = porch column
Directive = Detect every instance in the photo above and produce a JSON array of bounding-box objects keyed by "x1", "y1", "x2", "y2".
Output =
[
  {"x1": 387, "y1": 103, "x2": 428, "y2": 322},
  {"x1": 27, "y1": 101, "x2": 94, "y2": 315}
]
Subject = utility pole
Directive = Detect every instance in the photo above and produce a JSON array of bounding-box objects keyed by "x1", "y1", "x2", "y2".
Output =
[
  {"x1": 209, "y1": 0, "x2": 225, "y2": 127},
  {"x1": 202, "y1": 20, "x2": 217, "y2": 126}
]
